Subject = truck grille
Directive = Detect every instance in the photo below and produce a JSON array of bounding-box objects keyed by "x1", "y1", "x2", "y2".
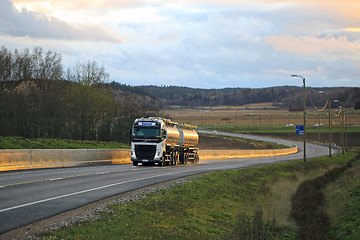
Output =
[{"x1": 135, "y1": 145, "x2": 156, "y2": 160}]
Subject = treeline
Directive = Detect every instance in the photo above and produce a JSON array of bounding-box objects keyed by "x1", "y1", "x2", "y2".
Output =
[
  {"x1": 0, "y1": 46, "x2": 158, "y2": 143},
  {"x1": 1, "y1": 45, "x2": 359, "y2": 144},
  {"x1": 115, "y1": 85, "x2": 360, "y2": 109}
]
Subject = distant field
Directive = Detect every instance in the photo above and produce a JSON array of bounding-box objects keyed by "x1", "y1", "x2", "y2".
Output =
[{"x1": 163, "y1": 105, "x2": 360, "y2": 131}]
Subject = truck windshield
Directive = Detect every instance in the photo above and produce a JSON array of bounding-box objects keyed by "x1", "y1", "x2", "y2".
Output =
[{"x1": 132, "y1": 127, "x2": 161, "y2": 138}]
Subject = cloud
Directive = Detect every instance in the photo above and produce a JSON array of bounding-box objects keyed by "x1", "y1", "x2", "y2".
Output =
[
  {"x1": 0, "y1": 0, "x2": 122, "y2": 42},
  {"x1": 3, "y1": 0, "x2": 360, "y2": 88},
  {"x1": 265, "y1": 34, "x2": 360, "y2": 61}
]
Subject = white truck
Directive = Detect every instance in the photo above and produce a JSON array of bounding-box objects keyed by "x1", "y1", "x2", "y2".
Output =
[{"x1": 130, "y1": 117, "x2": 199, "y2": 166}]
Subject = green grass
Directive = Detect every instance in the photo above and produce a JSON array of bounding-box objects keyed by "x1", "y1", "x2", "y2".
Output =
[
  {"x1": 0, "y1": 137, "x2": 129, "y2": 149},
  {"x1": 39, "y1": 152, "x2": 358, "y2": 240},
  {"x1": 326, "y1": 160, "x2": 360, "y2": 240}
]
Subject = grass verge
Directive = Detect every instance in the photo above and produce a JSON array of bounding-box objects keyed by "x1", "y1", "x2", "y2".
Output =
[
  {"x1": 0, "y1": 137, "x2": 129, "y2": 149},
  {"x1": 38, "y1": 152, "x2": 359, "y2": 240},
  {"x1": 325, "y1": 158, "x2": 360, "y2": 240}
]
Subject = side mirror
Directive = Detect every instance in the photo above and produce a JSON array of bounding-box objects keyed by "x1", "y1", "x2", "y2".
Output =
[
  {"x1": 162, "y1": 130, "x2": 167, "y2": 139},
  {"x1": 129, "y1": 129, "x2": 132, "y2": 139}
]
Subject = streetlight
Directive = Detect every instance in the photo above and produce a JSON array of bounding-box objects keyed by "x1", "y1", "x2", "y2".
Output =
[
  {"x1": 334, "y1": 100, "x2": 345, "y2": 155},
  {"x1": 291, "y1": 74, "x2": 306, "y2": 162},
  {"x1": 319, "y1": 91, "x2": 332, "y2": 158}
]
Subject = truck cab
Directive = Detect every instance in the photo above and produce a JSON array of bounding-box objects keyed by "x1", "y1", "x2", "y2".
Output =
[
  {"x1": 130, "y1": 118, "x2": 166, "y2": 166},
  {"x1": 130, "y1": 117, "x2": 199, "y2": 166}
]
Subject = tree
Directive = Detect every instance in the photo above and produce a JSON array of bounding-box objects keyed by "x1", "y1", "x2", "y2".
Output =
[
  {"x1": 67, "y1": 60, "x2": 109, "y2": 86},
  {"x1": 0, "y1": 46, "x2": 13, "y2": 82},
  {"x1": 63, "y1": 61, "x2": 117, "y2": 140}
]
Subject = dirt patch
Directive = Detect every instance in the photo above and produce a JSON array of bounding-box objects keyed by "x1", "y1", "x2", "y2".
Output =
[{"x1": 198, "y1": 133, "x2": 279, "y2": 150}]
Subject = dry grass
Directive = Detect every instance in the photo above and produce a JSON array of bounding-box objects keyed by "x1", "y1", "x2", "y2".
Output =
[{"x1": 264, "y1": 178, "x2": 299, "y2": 227}]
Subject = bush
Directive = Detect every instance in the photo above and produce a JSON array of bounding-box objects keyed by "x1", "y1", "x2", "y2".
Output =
[{"x1": 355, "y1": 100, "x2": 360, "y2": 110}]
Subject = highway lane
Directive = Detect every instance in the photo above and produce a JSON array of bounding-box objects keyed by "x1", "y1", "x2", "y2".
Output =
[{"x1": 0, "y1": 132, "x2": 336, "y2": 233}]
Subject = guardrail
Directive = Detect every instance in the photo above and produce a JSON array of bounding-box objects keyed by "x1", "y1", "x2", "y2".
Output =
[
  {"x1": 0, "y1": 149, "x2": 130, "y2": 171},
  {"x1": 0, "y1": 146, "x2": 298, "y2": 171}
]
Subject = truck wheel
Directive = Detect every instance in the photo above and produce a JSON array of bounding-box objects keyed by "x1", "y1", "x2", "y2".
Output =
[
  {"x1": 133, "y1": 162, "x2": 138, "y2": 166},
  {"x1": 160, "y1": 157, "x2": 165, "y2": 166}
]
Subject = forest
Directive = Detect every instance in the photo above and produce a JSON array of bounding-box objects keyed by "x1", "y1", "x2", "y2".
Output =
[
  {"x1": 1, "y1": 45, "x2": 359, "y2": 143},
  {"x1": 112, "y1": 83, "x2": 360, "y2": 109},
  {"x1": 0, "y1": 46, "x2": 158, "y2": 143}
]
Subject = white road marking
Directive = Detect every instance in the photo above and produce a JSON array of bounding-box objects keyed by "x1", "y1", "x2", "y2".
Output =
[
  {"x1": 0, "y1": 168, "x2": 212, "y2": 213},
  {"x1": 49, "y1": 178, "x2": 64, "y2": 181}
]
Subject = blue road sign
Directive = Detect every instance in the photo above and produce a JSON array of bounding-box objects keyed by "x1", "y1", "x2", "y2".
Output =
[{"x1": 296, "y1": 125, "x2": 304, "y2": 135}]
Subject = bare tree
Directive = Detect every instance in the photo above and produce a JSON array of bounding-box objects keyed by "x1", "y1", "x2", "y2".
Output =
[
  {"x1": 0, "y1": 46, "x2": 13, "y2": 82},
  {"x1": 67, "y1": 60, "x2": 109, "y2": 85}
]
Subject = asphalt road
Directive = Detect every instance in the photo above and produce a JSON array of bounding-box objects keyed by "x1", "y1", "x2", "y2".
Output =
[{"x1": 0, "y1": 131, "x2": 337, "y2": 233}]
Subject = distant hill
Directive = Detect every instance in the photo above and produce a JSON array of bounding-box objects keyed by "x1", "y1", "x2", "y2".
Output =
[{"x1": 110, "y1": 82, "x2": 360, "y2": 109}]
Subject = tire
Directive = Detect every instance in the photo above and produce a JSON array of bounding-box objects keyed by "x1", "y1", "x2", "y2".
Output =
[
  {"x1": 132, "y1": 162, "x2": 138, "y2": 166},
  {"x1": 179, "y1": 152, "x2": 184, "y2": 164},
  {"x1": 170, "y1": 152, "x2": 174, "y2": 166},
  {"x1": 184, "y1": 153, "x2": 188, "y2": 164},
  {"x1": 174, "y1": 152, "x2": 178, "y2": 165},
  {"x1": 158, "y1": 156, "x2": 164, "y2": 166}
]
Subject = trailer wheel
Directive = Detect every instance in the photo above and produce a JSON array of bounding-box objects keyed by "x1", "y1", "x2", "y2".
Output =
[
  {"x1": 170, "y1": 152, "x2": 174, "y2": 166},
  {"x1": 195, "y1": 153, "x2": 199, "y2": 163},
  {"x1": 184, "y1": 153, "x2": 188, "y2": 164},
  {"x1": 174, "y1": 152, "x2": 178, "y2": 165}
]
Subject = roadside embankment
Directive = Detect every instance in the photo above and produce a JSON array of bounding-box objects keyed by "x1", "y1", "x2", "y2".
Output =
[
  {"x1": 0, "y1": 146, "x2": 298, "y2": 171},
  {"x1": 199, "y1": 146, "x2": 298, "y2": 160}
]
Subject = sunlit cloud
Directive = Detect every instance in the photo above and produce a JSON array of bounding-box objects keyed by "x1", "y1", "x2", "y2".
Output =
[
  {"x1": 345, "y1": 28, "x2": 360, "y2": 32},
  {"x1": 1, "y1": 0, "x2": 122, "y2": 42},
  {"x1": 265, "y1": 35, "x2": 360, "y2": 61}
]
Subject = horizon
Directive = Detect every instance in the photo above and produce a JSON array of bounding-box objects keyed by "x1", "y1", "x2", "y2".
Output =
[
  {"x1": 1, "y1": 0, "x2": 360, "y2": 89},
  {"x1": 113, "y1": 82, "x2": 356, "y2": 90}
]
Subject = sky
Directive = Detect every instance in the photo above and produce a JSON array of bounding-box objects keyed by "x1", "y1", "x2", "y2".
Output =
[{"x1": 0, "y1": 0, "x2": 359, "y2": 89}]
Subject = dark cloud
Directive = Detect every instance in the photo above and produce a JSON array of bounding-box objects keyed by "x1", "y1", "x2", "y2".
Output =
[{"x1": 0, "y1": 0, "x2": 121, "y2": 42}]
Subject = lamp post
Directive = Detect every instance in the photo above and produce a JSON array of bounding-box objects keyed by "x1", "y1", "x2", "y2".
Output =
[
  {"x1": 291, "y1": 74, "x2": 306, "y2": 162},
  {"x1": 319, "y1": 91, "x2": 332, "y2": 158},
  {"x1": 334, "y1": 100, "x2": 345, "y2": 155}
]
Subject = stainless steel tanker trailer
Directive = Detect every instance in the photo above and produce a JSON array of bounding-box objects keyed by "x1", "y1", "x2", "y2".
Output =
[{"x1": 130, "y1": 117, "x2": 199, "y2": 166}]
